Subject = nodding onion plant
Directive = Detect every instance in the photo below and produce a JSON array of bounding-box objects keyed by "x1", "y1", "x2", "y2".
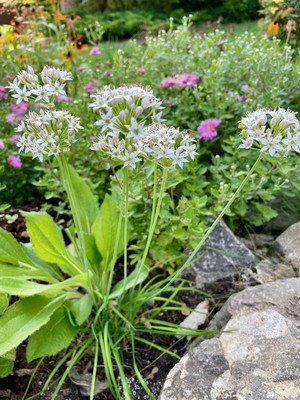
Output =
[{"x1": 0, "y1": 66, "x2": 299, "y2": 399}]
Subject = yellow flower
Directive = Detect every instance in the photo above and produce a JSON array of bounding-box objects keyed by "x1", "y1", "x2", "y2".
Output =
[{"x1": 267, "y1": 21, "x2": 280, "y2": 35}]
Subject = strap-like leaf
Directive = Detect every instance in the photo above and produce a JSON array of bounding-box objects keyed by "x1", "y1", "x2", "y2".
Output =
[
  {"x1": 109, "y1": 265, "x2": 149, "y2": 299},
  {"x1": 0, "y1": 294, "x2": 64, "y2": 357}
]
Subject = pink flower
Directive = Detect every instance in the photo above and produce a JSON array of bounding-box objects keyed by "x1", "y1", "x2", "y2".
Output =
[
  {"x1": 77, "y1": 66, "x2": 85, "y2": 72},
  {"x1": 0, "y1": 139, "x2": 4, "y2": 149},
  {"x1": 6, "y1": 113, "x2": 23, "y2": 125},
  {"x1": 56, "y1": 94, "x2": 73, "y2": 103},
  {"x1": 9, "y1": 134, "x2": 21, "y2": 145},
  {"x1": 90, "y1": 47, "x2": 100, "y2": 55},
  {"x1": 176, "y1": 73, "x2": 199, "y2": 87},
  {"x1": 7, "y1": 155, "x2": 22, "y2": 168},
  {"x1": 197, "y1": 118, "x2": 221, "y2": 141},
  {"x1": 161, "y1": 77, "x2": 178, "y2": 87},
  {"x1": 0, "y1": 85, "x2": 7, "y2": 100},
  {"x1": 84, "y1": 82, "x2": 95, "y2": 92},
  {"x1": 104, "y1": 70, "x2": 111, "y2": 77},
  {"x1": 137, "y1": 68, "x2": 145, "y2": 75},
  {"x1": 10, "y1": 102, "x2": 29, "y2": 115}
]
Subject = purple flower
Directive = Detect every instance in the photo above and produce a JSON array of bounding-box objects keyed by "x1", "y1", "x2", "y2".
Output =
[
  {"x1": 0, "y1": 85, "x2": 7, "y2": 100},
  {"x1": 9, "y1": 134, "x2": 21, "y2": 145},
  {"x1": 197, "y1": 118, "x2": 221, "y2": 141},
  {"x1": 10, "y1": 102, "x2": 29, "y2": 115},
  {"x1": 241, "y1": 85, "x2": 253, "y2": 92},
  {"x1": 6, "y1": 113, "x2": 23, "y2": 124},
  {"x1": 161, "y1": 77, "x2": 178, "y2": 87},
  {"x1": 104, "y1": 70, "x2": 111, "y2": 77},
  {"x1": 0, "y1": 139, "x2": 4, "y2": 149},
  {"x1": 56, "y1": 94, "x2": 73, "y2": 103},
  {"x1": 90, "y1": 47, "x2": 100, "y2": 55},
  {"x1": 137, "y1": 68, "x2": 145, "y2": 75},
  {"x1": 84, "y1": 82, "x2": 95, "y2": 92},
  {"x1": 7, "y1": 155, "x2": 22, "y2": 168},
  {"x1": 176, "y1": 73, "x2": 199, "y2": 87}
]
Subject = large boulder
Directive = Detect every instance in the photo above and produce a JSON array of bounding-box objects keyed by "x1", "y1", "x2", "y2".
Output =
[
  {"x1": 160, "y1": 278, "x2": 300, "y2": 400},
  {"x1": 273, "y1": 221, "x2": 300, "y2": 274},
  {"x1": 183, "y1": 220, "x2": 256, "y2": 291}
]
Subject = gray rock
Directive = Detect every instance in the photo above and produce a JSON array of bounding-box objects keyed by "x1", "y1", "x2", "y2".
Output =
[
  {"x1": 183, "y1": 220, "x2": 256, "y2": 290},
  {"x1": 250, "y1": 258, "x2": 297, "y2": 284},
  {"x1": 273, "y1": 221, "x2": 300, "y2": 274},
  {"x1": 160, "y1": 278, "x2": 300, "y2": 400}
]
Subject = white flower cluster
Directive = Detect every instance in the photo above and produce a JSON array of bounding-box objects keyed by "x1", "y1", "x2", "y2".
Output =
[
  {"x1": 7, "y1": 65, "x2": 72, "y2": 105},
  {"x1": 8, "y1": 66, "x2": 82, "y2": 161},
  {"x1": 238, "y1": 108, "x2": 300, "y2": 157},
  {"x1": 16, "y1": 110, "x2": 82, "y2": 161},
  {"x1": 90, "y1": 85, "x2": 197, "y2": 169}
]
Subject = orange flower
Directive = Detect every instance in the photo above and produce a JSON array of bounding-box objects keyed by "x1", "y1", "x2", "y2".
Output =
[
  {"x1": 52, "y1": 10, "x2": 66, "y2": 21},
  {"x1": 267, "y1": 21, "x2": 280, "y2": 35}
]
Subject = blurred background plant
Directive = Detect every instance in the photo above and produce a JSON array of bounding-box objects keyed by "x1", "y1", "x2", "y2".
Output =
[{"x1": 259, "y1": 0, "x2": 300, "y2": 46}]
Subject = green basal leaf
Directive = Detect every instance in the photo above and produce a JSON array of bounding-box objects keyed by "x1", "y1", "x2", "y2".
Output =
[
  {"x1": 26, "y1": 306, "x2": 79, "y2": 363},
  {"x1": 109, "y1": 265, "x2": 149, "y2": 299},
  {"x1": 22, "y1": 211, "x2": 83, "y2": 276},
  {"x1": 0, "y1": 293, "x2": 9, "y2": 315},
  {"x1": 0, "y1": 227, "x2": 33, "y2": 265},
  {"x1": 22, "y1": 243, "x2": 62, "y2": 280},
  {"x1": 92, "y1": 194, "x2": 125, "y2": 269},
  {"x1": 0, "y1": 262, "x2": 56, "y2": 282},
  {"x1": 0, "y1": 294, "x2": 65, "y2": 357},
  {"x1": 83, "y1": 233, "x2": 103, "y2": 267},
  {"x1": 66, "y1": 163, "x2": 98, "y2": 233},
  {"x1": 0, "y1": 357, "x2": 14, "y2": 378},
  {"x1": 0, "y1": 273, "x2": 89, "y2": 296},
  {"x1": 66, "y1": 293, "x2": 94, "y2": 326}
]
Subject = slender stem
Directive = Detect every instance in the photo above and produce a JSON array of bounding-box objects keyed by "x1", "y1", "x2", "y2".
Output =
[
  {"x1": 123, "y1": 167, "x2": 129, "y2": 285},
  {"x1": 150, "y1": 163, "x2": 158, "y2": 228},
  {"x1": 138, "y1": 167, "x2": 168, "y2": 272},
  {"x1": 160, "y1": 152, "x2": 264, "y2": 289}
]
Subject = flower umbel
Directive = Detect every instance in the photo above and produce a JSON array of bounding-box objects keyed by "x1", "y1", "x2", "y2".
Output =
[
  {"x1": 238, "y1": 108, "x2": 300, "y2": 157},
  {"x1": 16, "y1": 109, "x2": 82, "y2": 162},
  {"x1": 90, "y1": 85, "x2": 197, "y2": 169}
]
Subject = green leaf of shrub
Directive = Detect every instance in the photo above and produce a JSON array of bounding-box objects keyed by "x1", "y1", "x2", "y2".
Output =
[
  {"x1": 26, "y1": 306, "x2": 79, "y2": 363},
  {"x1": 0, "y1": 295, "x2": 64, "y2": 357},
  {"x1": 92, "y1": 195, "x2": 125, "y2": 268},
  {"x1": 23, "y1": 212, "x2": 83, "y2": 276}
]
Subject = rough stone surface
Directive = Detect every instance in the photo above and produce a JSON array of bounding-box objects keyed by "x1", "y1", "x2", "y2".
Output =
[
  {"x1": 160, "y1": 278, "x2": 300, "y2": 400},
  {"x1": 183, "y1": 220, "x2": 256, "y2": 290},
  {"x1": 178, "y1": 300, "x2": 209, "y2": 339},
  {"x1": 273, "y1": 221, "x2": 300, "y2": 273},
  {"x1": 250, "y1": 258, "x2": 297, "y2": 284}
]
